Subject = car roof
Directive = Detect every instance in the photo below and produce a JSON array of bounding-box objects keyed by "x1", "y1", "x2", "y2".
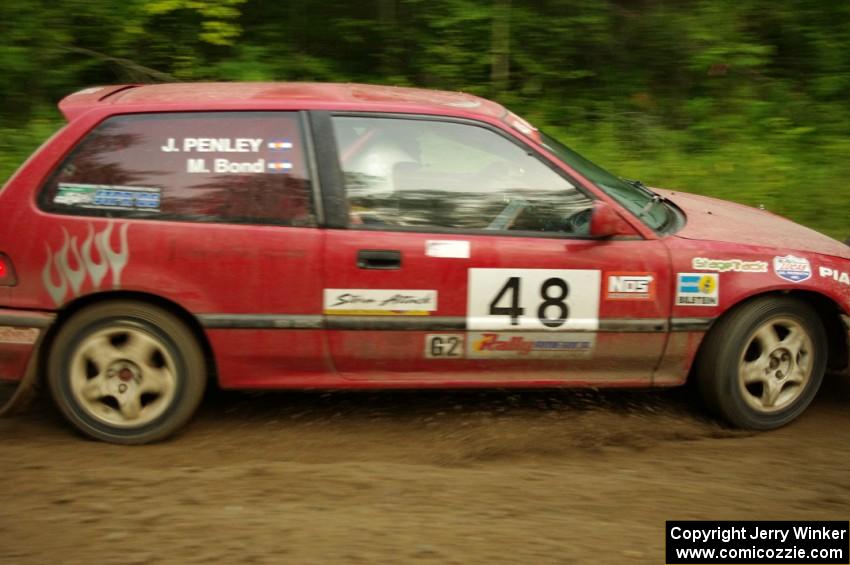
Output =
[{"x1": 58, "y1": 82, "x2": 508, "y2": 122}]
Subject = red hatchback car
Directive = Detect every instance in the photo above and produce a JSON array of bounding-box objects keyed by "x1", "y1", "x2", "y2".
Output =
[{"x1": 1, "y1": 82, "x2": 849, "y2": 443}]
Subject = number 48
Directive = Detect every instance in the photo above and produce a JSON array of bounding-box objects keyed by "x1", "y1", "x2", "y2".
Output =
[{"x1": 488, "y1": 276, "x2": 570, "y2": 328}]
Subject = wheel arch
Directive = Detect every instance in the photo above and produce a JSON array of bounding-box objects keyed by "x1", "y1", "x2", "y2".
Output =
[
  {"x1": 690, "y1": 289, "x2": 848, "y2": 381},
  {"x1": 39, "y1": 291, "x2": 218, "y2": 386}
]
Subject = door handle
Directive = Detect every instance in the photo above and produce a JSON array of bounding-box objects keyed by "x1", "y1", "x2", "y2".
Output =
[{"x1": 357, "y1": 249, "x2": 402, "y2": 270}]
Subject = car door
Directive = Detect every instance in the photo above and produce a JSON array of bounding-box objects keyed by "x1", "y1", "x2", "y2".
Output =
[{"x1": 317, "y1": 113, "x2": 671, "y2": 384}]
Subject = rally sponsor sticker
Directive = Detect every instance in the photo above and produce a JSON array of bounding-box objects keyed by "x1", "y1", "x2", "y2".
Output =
[
  {"x1": 692, "y1": 257, "x2": 768, "y2": 273},
  {"x1": 773, "y1": 255, "x2": 812, "y2": 283},
  {"x1": 467, "y1": 268, "x2": 600, "y2": 331},
  {"x1": 605, "y1": 272, "x2": 655, "y2": 301},
  {"x1": 425, "y1": 240, "x2": 470, "y2": 259},
  {"x1": 55, "y1": 183, "x2": 161, "y2": 211},
  {"x1": 0, "y1": 327, "x2": 39, "y2": 345},
  {"x1": 676, "y1": 273, "x2": 719, "y2": 307},
  {"x1": 819, "y1": 266, "x2": 850, "y2": 286},
  {"x1": 324, "y1": 289, "x2": 437, "y2": 315},
  {"x1": 467, "y1": 332, "x2": 595, "y2": 359}
]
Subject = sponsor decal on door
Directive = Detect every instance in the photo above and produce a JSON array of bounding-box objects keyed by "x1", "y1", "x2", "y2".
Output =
[
  {"x1": 467, "y1": 268, "x2": 600, "y2": 331},
  {"x1": 605, "y1": 272, "x2": 655, "y2": 301},
  {"x1": 467, "y1": 332, "x2": 595, "y2": 359},
  {"x1": 675, "y1": 273, "x2": 719, "y2": 306},
  {"x1": 323, "y1": 289, "x2": 438, "y2": 316}
]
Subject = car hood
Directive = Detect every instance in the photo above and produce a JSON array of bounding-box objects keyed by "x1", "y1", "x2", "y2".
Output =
[{"x1": 656, "y1": 188, "x2": 850, "y2": 260}]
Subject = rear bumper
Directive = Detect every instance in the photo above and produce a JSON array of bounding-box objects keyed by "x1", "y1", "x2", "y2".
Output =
[{"x1": 0, "y1": 309, "x2": 54, "y2": 382}]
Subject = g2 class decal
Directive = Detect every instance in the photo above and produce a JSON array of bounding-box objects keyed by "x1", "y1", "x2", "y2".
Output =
[
  {"x1": 467, "y1": 268, "x2": 600, "y2": 331},
  {"x1": 42, "y1": 222, "x2": 130, "y2": 307},
  {"x1": 773, "y1": 255, "x2": 812, "y2": 283},
  {"x1": 425, "y1": 334, "x2": 464, "y2": 358},
  {"x1": 676, "y1": 273, "x2": 719, "y2": 306},
  {"x1": 324, "y1": 289, "x2": 438, "y2": 316}
]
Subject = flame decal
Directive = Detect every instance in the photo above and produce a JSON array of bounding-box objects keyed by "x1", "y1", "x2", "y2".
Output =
[{"x1": 42, "y1": 222, "x2": 131, "y2": 306}]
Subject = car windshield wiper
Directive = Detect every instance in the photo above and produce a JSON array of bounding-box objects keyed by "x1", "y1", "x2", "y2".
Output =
[{"x1": 621, "y1": 177, "x2": 657, "y2": 198}]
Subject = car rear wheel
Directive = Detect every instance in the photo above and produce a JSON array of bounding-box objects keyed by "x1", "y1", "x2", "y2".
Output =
[
  {"x1": 696, "y1": 296, "x2": 826, "y2": 430},
  {"x1": 47, "y1": 300, "x2": 206, "y2": 444}
]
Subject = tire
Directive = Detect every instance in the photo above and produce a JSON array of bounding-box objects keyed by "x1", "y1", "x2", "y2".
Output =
[
  {"x1": 47, "y1": 300, "x2": 206, "y2": 444},
  {"x1": 696, "y1": 296, "x2": 827, "y2": 430}
]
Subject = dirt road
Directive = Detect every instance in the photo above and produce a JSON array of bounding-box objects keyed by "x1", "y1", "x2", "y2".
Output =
[{"x1": 2, "y1": 375, "x2": 849, "y2": 564}]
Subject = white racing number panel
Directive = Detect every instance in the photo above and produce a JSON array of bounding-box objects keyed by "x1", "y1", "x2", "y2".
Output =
[{"x1": 467, "y1": 269, "x2": 601, "y2": 331}]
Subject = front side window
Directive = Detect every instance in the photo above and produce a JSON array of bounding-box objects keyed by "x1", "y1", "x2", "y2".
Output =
[
  {"x1": 40, "y1": 112, "x2": 315, "y2": 226},
  {"x1": 332, "y1": 116, "x2": 593, "y2": 235}
]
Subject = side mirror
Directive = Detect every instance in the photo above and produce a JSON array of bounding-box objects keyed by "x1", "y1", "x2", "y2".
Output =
[{"x1": 589, "y1": 201, "x2": 638, "y2": 238}]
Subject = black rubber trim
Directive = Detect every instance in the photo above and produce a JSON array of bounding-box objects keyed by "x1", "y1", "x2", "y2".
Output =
[
  {"x1": 307, "y1": 110, "x2": 349, "y2": 229},
  {"x1": 670, "y1": 317, "x2": 714, "y2": 332},
  {"x1": 196, "y1": 314, "x2": 703, "y2": 333}
]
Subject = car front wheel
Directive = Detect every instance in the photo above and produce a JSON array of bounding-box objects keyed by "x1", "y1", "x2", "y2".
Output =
[
  {"x1": 696, "y1": 296, "x2": 826, "y2": 430},
  {"x1": 47, "y1": 300, "x2": 206, "y2": 444}
]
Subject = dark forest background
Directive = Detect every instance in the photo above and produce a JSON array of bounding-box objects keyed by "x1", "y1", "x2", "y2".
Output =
[{"x1": 2, "y1": 0, "x2": 849, "y2": 238}]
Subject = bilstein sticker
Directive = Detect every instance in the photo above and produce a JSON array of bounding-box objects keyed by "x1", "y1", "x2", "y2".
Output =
[
  {"x1": 324, "y1": 289, "x2": 437, "y2": 316},
  {"x1": 468, "y1": 332, "x2": 595, "y2": 359},
  {"x1": 676, "y1": 273, "x2": 718, "y2": 306},
  {"x1": 692, "y1": 257, "x2": 768, "y2": 273},
  {"x1": 605, "y1": 272, "x2": 655, "y2": 301},
  {"x1": 773, "y1": 255, "x2": 812, "y2": 283}
]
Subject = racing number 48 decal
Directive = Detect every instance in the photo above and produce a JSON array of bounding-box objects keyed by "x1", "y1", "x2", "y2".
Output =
[{"x1": 467, "y1": 269, "x2": 601, "y2": 331}]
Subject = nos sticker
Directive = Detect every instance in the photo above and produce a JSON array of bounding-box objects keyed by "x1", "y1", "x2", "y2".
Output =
[
  {"x1": 676, "y1": 273, "x2": 719, "y2": 306},
  {"x1": 324, "y1": 289, "x2": 437, "y2": 315},
  {"x1": 605, "y1": 272, "x2": 655, "y2": 301},
  {"x1": 467, "y1": 269, "x2": 600, "y2": 331}
]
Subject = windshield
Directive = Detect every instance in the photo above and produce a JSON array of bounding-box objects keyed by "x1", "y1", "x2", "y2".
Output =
[{"x1": 538, "y1": 131, "x2": 669, "y2": 231}]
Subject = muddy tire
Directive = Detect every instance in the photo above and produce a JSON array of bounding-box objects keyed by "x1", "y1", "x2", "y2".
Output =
[
  {"x1": 47, "y1": 300, "x2": 206, "y2": 444},
  {"x1": 696, "y1": 296, "x2": 826, "y2": 430}
]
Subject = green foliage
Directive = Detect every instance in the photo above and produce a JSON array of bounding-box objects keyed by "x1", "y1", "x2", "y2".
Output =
[{"x1": 1, "y1": 0, "x2": 848, "y2": 239}]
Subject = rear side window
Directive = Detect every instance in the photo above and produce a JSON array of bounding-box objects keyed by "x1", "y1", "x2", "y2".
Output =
[{"x1": 39, "y1": 112, "x2": 315, "y2": 226}]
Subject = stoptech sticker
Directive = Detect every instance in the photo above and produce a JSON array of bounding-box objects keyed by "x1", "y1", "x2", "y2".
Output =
[
  {"x1": 605, "y1": 272, "x2": 655, "y2": 301},
  {"x1": 468, "y1": 332, "x2": 595, "y2": 359},
  {"x1": 773, "y1": 255, "x2": 812, "y2": 283},
  {"x1": 324, "y1": 289, "x2": 437, "y2": 315},
  {"x1": 692, "y1": 257, "x2": 768, "y2": 273},
  {"x1": 467, "y1": 269, "x2": 600, "y2": 331},
  {"x1": 676, "y1": 273, "x2": 719, "y2": 306}
]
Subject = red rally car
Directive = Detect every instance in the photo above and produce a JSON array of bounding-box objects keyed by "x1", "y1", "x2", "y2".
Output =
[{"x1": 1, "y1": 82, "x2": 849, "y2": 443}]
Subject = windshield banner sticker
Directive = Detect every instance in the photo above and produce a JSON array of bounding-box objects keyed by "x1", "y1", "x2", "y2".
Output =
[
  {"x1": 692, "y1": 257, "x2": 768, "y2": 273},
  {"x1": 773, "y1": 255, "x2": 812, "y2": 283},
  {"x1": 55, "y1": 183, "x2": 161, "y2": 212},
  {"x1": 676, "y1": 273, "x2": 719, "y2": 307},
  {"x1": 324, "y1": 289, "x2": 438, "y2": 316}
]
